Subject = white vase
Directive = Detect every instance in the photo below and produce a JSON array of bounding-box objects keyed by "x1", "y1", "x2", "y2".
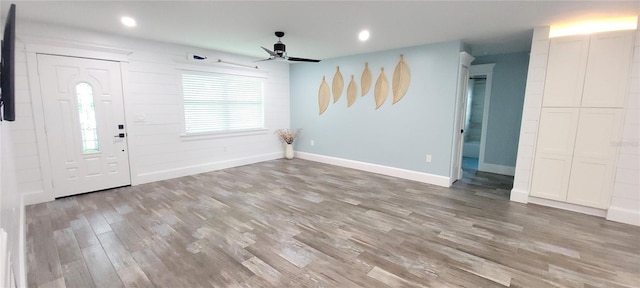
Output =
[{"x1": 285, "y1": 143, "x2": 294, "y2": 160}]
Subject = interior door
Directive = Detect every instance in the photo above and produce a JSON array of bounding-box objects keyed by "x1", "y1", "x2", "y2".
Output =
[
  {"x1": 450, "y1": 52, "x2": 474, "y2": 184},
  {"x1": 37, "y1": 54, "x2": 130, "y2": 198}
]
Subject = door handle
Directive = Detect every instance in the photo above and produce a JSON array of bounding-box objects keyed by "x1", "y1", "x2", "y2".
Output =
[{"x1": 114, "y1": 133, "x2": 125, "y2": 138}]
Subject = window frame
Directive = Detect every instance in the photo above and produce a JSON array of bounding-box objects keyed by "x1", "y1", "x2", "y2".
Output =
[{"x1": 177, "y1": 64, "x2": 268, "y2": 140}]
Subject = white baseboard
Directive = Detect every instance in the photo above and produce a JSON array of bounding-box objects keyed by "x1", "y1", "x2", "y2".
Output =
[
  {"x1": 528, "y1": 196, "x2": 607, "y2": 217},
  {"x1": 478, "y1": 162, "x2": 515, "y2": 176},
  {"x1": 22, "y1": 190, "x2": 51, "y2": 206},
  {"x1": 133, "y1": 152, "x2": 282, "y2": 185},
  {"x1": 510, "y1": 188, "x2": 529, "y2": 203},
  {"x1": 296, "y1": 152, "x2": 451, "y2": 187},
  {"x1": 607, "y1": 206, "x2": 640, "y2": 226},
  {"x1": 18, "y1": 197, "x2": 26, "y2": 288}
]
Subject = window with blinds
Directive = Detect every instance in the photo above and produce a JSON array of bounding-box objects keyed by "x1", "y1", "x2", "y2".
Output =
[{"x1": 182, "y1": 72, "x2": 264, "y2": 134}]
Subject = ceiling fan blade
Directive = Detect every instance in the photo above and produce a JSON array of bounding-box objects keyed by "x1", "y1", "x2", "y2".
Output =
[
  {"x1": 261, "y1": 46, "x2": 277, "y2": 57},
  {"x1": 254, "y1": 57, "x2": 275, "y2": 62},
  {"x1": 287, "y1": 56, "x2": 321, "y2": 63}
]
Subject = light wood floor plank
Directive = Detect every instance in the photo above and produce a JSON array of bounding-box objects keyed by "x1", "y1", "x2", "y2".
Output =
[{"x1": 25, "y1": 159, "x2": 640, "y2": 287}]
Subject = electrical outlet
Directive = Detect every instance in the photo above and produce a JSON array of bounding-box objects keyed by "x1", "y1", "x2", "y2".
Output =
[
  {"x1": 310, "y1": 140, "x2": 315, "y2": 146},
  {"x1": 426, "y1": 155, "x2": 432, "y2": 163}
]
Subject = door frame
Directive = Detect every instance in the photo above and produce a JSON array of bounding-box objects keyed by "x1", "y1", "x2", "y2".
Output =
[
  {"x1": 468, "y1": 64, "x2": 496, "y2": 174},
  {"x1": 24, "y1": 41, "x2": 132, "y2": 204}
]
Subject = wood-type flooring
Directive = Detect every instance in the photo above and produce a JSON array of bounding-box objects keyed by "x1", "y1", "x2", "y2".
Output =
[{"x1": 26, "y1": 159, "x2": 640, "y2": 287}]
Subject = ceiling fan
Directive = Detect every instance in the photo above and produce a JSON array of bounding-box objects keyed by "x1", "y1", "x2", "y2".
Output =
[{"x1": 257, "y1": 31, "x2": 321, "y2": 63}]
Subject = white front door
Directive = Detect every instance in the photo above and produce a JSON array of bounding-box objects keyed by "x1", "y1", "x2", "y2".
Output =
[{"x1": 37, "y1": 54, "x2": 130, "y2": 198}]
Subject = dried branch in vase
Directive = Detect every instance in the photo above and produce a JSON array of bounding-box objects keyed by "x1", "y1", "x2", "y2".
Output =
[{"x1": 275, "y1": 129, "x2": 301, "y2": 144}]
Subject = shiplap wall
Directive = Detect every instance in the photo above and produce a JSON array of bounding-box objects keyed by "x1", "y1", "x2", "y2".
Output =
[
  {"x1": 607, "y1": 27, "x2": 640, "y2": 225},
  {"x1": 510, "y1": 27, "x2": 549, "y2": 203},
  {"x1": 14, "y1": 21, "x2": 290, "y2": 204}
]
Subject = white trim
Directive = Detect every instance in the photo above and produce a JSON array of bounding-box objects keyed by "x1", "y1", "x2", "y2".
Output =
[
  {"x1": 119, "y1": 61, "x2": 138, "y2": 194},
  {"x1": 180, "y1": 129, "x2": 269, "y2": 141},
  {"x1": 23, "y1": 37, "x2": 131, "y2": 62},
  {"x1": 528, "y1": 196, "x2": 607, "y2": 217},
  {"x1": 297, "y1": 152, "x2": 451, "y2": 188},
  {"x1": 510, "y1": 188, "x2": 529, "y2": 203},
  {"x1": 22, "y1": 190, "x2": 51, "y2": 206},
  {"x1": 18, "y1": 196, "x2": 26, "y2": 288},
  {"x1": 477, "y1": 162, "x2": 515, "y2": 176},
  {"x1": 25, "y1": 52, "x2": 55, "y2": 204},
  {"x1": 469, "y1": 63, "x2": 496, "y2": 175},
  {"x1": 606, "y1": 206, "x2": 640, "y2": 226},
  {"x1": 133, "y1": 152, "x2": 281, "y2": 185}
]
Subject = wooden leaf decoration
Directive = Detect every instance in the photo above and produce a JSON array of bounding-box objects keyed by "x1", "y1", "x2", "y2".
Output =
[
  {"x1": 347, "y1": 75, "x2": 357, "y2": 107},
  {"x1": 361, "y1": 62, "x2": 372, "y2": 96},
  {"x1": 318, "y1": 76, "x2": 330, "y2": 115},
  {"x1": 374, "y1": 67, "x2": 389, "y2": 109},
  {"x1": 332, "y1": 66, "x2": 344, "y2": 103},
  {"x1": 392, "y1": 54, "x2": 411, "y2": 104}
]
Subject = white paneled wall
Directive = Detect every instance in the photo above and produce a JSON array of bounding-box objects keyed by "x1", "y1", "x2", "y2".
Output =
[
  {"x1": 607, "y1": 27, "x2": 640, "y2": 225},
  {"x1": 513, "y1": 26, "x2": 640, "y2": 226},
  {"x1": 14, "y1": 21, "x2": 290, "y2": 204},
  {"x1": 511, "y1": 27, "x2": 550, "y2": 203}
]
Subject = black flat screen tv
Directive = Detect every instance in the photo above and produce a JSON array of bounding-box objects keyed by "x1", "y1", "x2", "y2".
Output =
[{"x1": 1, "y1": 3, "x2": 16, "y2": 121}]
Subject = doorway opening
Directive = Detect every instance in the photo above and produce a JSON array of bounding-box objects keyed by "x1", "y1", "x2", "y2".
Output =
[
  {"x1": 456, "y1": 63, "x2": 514, "y2": 193},
  {"x1": 462, "y1": 74, "x2": 486, "y2": 172}
]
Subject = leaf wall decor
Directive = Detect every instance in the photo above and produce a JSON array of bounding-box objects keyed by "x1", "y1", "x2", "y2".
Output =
[
  {"x1": 347, "y1": 75, "x2": 357, "y2": 107},
  {"x1": 318, "y1": 76, "x2": 330, "y2": 115},
  {"x1": 374, "y1": 67, "x2": 389, "y2": 109},
  {"x1": 361, "y1": 62, "x2": 372, "y2": 96},
  {"x1": 332, "y1": 66, "x2": 344, "y2": 103},
  {"x1": 392, "y1": 54, "x2": 411, "y2": 104}
]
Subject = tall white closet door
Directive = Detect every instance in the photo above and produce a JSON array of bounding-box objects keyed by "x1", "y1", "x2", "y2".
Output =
[
  {"x1": 567, "y1": 109, "x2": 624, "y2": 208},
  {"x1": 582, "y1": 31, "x2": 634, "y2": 108},
  {"x1": 542, "y1": 35, "x2": 590, "y2": 107},
  {"x1": 530, "y1": 108, "x2": 580, "y2": 201}
]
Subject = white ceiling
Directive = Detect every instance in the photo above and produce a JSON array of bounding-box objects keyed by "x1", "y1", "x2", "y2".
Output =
[{"x1": 3, "y1": 1, "x2": 639, "y2": 60}]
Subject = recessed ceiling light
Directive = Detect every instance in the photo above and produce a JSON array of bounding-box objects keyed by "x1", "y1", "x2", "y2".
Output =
[
  {"x1": 359, "y1": 30, "x2": 370, "y2": 41},
  {"x1": 121, "y1": 16, "x2": 137, "y2": 27}
]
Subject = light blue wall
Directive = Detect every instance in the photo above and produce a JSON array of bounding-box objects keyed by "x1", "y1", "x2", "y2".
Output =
[
  {"x1": 290, "y1": 40, "x2": 462, "y2": 177},
  {"x1": 473, "y1": 52, "x2": 529, "y2": 167}
]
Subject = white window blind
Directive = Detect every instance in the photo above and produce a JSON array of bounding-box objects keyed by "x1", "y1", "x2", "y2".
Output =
[{"x1": 182, "y1": 72, "x2": 264, "y2": 134}]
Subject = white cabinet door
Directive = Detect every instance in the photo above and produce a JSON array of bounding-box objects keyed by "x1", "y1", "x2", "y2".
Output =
[
  {"x1": 38, "y1": 54, "x2": 131, "y2": 198},
  {"x1": 582, "y1": 31, "x2": 634, "y2": 108},
  {"x1": 530, "y1": 108, "x2": 580, "y2": 201},
  {"x1": 534, "y1": 108, "x2": 580, "y2": 155},
  {"x1": 566, "y1": 109, "x2": 623, "y2": 208},
  {"x1": 566, "y1": 158, "x2": 615, "y2": 209},
  {"x1": 530, "y1": 154, "x2": 576, "y2": 201},
  {"x1": 542, "y1": 35, "x2": 590, "y2": 107},
  {"x1": 572, "y1": 108, "x2": 624, "y2": 160}
]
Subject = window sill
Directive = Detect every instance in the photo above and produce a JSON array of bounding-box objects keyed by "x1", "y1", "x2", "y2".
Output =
[{"x1": 180, "y1": 128, "x2": 269, "y2": 141}]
